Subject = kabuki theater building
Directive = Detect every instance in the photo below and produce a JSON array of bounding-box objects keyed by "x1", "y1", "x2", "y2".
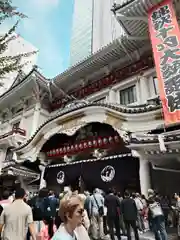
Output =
[{"x1": 0, "y1": 0, "x2": 180, "y2": 196}]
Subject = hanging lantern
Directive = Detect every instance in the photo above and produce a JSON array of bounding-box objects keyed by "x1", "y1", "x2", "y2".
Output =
[
  {"x1": 98, "y1": 138, "x2": 102, "y2": 146},
  {"x1": 103, "y1": 137, "x2": 108, "y2": 145},
  {"x1": 63, "y1": 147, "x2": 66, "y2": 154},
  {"x1": 67, "y1": 146, "x2": 70, "y2": 152},
  {"x1": 79, "y1": 143, "x2": 83, "y2": 150},
  {"x1": 83, "y1": 141, "x2": 88, "y2": 148},
  {"x1": 93, "y1": 140, "x2": 98, "y2": 147},
  {"x1": 52, "y1": 149, "x2": 56, "y2": 155},
  {"x1": 114, "y1": 135, "x2": 120, "y2": 142},
  {"x1": 109, "y1": 136, "x2": 113, "y2": 143},
  {"x1": 75, "y1": 144, "x2": 79, "y2": 151},
  {"x1": 88, "y1": 141, "x2": 92, "y2": 148}
]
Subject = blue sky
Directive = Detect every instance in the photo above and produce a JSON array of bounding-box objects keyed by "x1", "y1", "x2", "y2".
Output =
[{"x1": 12, "y1": 0, "x2": 74, "y2": 78}]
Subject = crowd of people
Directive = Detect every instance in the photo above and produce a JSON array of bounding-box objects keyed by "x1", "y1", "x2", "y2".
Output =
[{"x1": 0, "y1": 187, "x2": 180, "y2": 240}]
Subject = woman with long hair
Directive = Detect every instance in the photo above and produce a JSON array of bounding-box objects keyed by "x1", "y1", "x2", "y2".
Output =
[{"x1": 37, "y1": 217, "x2": 57, "y2": 240}]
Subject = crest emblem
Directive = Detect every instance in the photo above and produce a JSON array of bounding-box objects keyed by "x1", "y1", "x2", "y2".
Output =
[
  {"x1": 57, "y1": 171, "x2": 65, "y2": 184},
  {"x1": 101, "y1": 165, "x2": 115, "y2": 182}
]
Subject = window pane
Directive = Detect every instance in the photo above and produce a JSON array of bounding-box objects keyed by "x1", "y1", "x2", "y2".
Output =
[
  {"x1": 120, "y1": 85, "x2": 136, "y2": 105},
  {"x1": 153, "y1": 77, "x2": 159, "y2": 95}
]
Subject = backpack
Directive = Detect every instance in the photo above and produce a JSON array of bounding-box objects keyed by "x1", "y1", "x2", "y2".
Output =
[{"x1": 149, "y1": 202, "x2": 163, "y2": 218}]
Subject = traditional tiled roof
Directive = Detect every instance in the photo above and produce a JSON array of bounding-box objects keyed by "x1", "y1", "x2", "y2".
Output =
[
  {"x1": 113, "y1": 0, "x2": 164, "y2": 40},
  {"x1": 2, "y1": 164, "x2": 39, "y2": 178},
  {"x1": 130, "y1": 132, "x2": 180, "y2": 144},
  {"x1": 15, "y1": 100, "x2": 161, "y2": 151},
  {"x1": 0, "y1": 67, "x2": 48, "y2": 100}
]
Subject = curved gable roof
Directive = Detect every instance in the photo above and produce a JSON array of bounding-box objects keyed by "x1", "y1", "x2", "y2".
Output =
[{"x1": 15, "y1": 101, "x2": 161, "y2": 151}]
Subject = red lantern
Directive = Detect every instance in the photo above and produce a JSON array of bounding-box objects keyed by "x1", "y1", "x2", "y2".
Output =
[
  {"x1": 83, "y1": 141, "x2": 88, "y2": 148},
  {"x1": 114, "y1": 135, "x2": 120, "y2": 142},
  {"x1": 75, "y1": 144, "x2": 79, "y2": 151},
  {"x1": 109, "y1": 136, "x2": 113, "y2": 143},
  {"x1": 88, "y1": 141, "x2": 92, "y2": 148},
  {"x1": 103, "y1": 137, "x2": 108, "y2": 145},
  {"x1": 63, "y1": 147, "x2": 66, "y2": 154},
  {"x1": 79, "y1": 143, "x2": 83, "y2": 150},
  {"x1": 98, "y1": 138, "x2": 102, "y2": 146},
  {"x1": 93, "y1": 140, "x2": 98, "y2": 147}
]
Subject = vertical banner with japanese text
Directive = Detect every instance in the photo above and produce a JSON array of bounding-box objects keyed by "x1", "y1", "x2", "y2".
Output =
[{"x1": 148, "y1": 0, "x2": 180, "y2": 124}]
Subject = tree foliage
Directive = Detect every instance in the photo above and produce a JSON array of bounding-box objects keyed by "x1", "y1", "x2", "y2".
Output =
[{"x1": 0, "y1": 0, "x2": 37, "y2": 79}]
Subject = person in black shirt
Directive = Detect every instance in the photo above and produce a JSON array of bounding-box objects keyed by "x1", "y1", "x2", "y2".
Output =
[
  {"x1": 105, "y1": 189, "x2": 121, "y2": 240},
  {"x1": 121, "y1": 191, "x2": 139, "y2": 240}
]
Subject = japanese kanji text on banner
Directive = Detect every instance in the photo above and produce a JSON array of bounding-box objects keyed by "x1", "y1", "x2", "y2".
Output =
[{"x1": 148, "y1": 0, "x2": 180, "y2": 124}]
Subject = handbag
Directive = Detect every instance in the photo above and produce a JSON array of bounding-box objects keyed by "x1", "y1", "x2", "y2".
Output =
[{"x1": 93, "y1": 195, "x2": 104, "y2": 217}]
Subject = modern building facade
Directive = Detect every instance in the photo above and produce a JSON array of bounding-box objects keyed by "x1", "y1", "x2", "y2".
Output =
[
  {"x1": 0, "y1": 34, "x2": 38, "y2": 96},
  {"x1": 0, "y1": 0, "x2": 180, "y2": 196},
  {"x1": 70, "y1": 0, "x2": 93, "y2": 66},
  {"x1": 70, "y1": 0, "x2": 124, "y2": 65}
]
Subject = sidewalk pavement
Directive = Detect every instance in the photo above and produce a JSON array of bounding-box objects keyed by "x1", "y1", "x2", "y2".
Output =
[{"x1": 104, "y1": 230, "x2": 177, "y2": 240}]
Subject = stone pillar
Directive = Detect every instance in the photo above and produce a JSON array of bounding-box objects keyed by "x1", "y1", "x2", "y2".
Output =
[
  {"x1": 139, "y1": 76, "x2": 149, "y2": 104},
  {"x1": 31, "y1": 102, "x2": 41, "y2": 137},
  {"x1": 39, "y1": 164, "x2": 47, "y2": 189},
  {"x1": 18, "y1": 176, "x2": 26, "y2": 189},
  {"x1": 139, "y1": 158, "x2": 151, "y2": 197},
  {"x1": 0, "y1": 149, "x2": 6, "y2": 174},
  {"x1": 108, "y1": 89, "x2": 117, "y2": 103}
]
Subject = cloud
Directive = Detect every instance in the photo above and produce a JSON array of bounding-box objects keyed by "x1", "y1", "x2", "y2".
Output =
[{"x1": 14, "y1": 0, "x2": 63, "y2": 77}]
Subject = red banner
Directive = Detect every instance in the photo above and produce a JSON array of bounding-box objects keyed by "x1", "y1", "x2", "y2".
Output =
[{"x1": 148, "y1": 0, "x2": 180, "y2": 124}]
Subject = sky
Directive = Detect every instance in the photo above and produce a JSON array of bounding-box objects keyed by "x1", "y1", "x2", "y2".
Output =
[{"x1": 9, "y1": 0, "x2": 74, "y2": 78}]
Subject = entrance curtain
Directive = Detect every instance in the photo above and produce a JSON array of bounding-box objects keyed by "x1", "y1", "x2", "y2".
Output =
[{"x1": 44, "y1": 163, "x2": 81, "y2": 188}]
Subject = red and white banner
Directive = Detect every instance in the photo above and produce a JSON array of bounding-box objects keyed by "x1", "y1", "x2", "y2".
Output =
[{"x1": 148, "y1": 0, "x2": 180, "y2": 124}]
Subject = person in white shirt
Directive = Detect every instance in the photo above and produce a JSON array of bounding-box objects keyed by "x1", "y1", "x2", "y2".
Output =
[{"x1": 132, "y1": 193, "x2": 145, "y2": 232}]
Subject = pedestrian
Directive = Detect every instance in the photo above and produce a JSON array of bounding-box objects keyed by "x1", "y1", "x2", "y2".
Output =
[
  {"x1": 105, "y1": 188, "x2": 121, "y2": 240},
  {"x1": 52, "y1": 196, "x2": 90, "y2": 240},
  {"x1": 132, "y1": 193, "x2": 145, "y2": 233},
  {"x1": 0, "y1": 188, "x2": 36, "y2": 240},
  {"x1": 121, "y1": 190, "x2": 139, "y2": 240},
  {"x1": 148, "y1": 196, "x2": 167, "y2": 240},
  {"x1": 0, "y1": 190, "x2": 11, "y2": 215},
  {"x1": 37, "y1": 217, "x2": 57, "y2": 240},
  {"x1": 89, "y1": 188, "x2": 104, "y2": 240},
  {"x1": 174, "y1": 193, "x2": 180, "y2": 239}
]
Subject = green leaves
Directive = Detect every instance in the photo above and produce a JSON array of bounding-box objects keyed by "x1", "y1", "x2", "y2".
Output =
[{"x1": 0, "y1": 0, "x2": 36, "y2": 79}]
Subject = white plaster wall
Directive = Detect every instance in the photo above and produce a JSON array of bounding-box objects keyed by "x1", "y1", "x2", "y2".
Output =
[
  {"x1": 38, "y1": 111, "x2": 49, "y2": 127},
  {"x1": 22, "y1": 112, "x2": 34, "y2": 138}
]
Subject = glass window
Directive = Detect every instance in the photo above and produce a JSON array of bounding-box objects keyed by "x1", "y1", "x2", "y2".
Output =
[
  {"x1": 153, "y1": 77, "x2": 159, "y2": 95},
  {"x1": 5, "y1": 148, "x2": 13, "y2": 162},
  {"x1": 120, "y1": 85, "x2": 137, "y2": 105}
]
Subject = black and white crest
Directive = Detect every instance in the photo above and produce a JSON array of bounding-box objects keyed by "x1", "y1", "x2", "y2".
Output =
[
  {"x1": 101, "y1": 165, "x2": 115, "y2": 182},
  {"x1": 57, "y1": 171, "x2": 65, "y2": 184}
]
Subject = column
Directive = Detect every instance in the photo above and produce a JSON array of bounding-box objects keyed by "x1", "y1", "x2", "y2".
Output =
[
  {"x1": 39, "y1": 164, "x2": 47, "y2": 189},
  {"x1": 31, "y1": 102, "x2": 41, "y2": 137},
  {"x1": 0, "y1": 149, "x2": 6, "y2": 174},
  {"x1": 18, "y1": 176, "x2": 26, "y2": 189},
  {"x1": 108, "y1": 89, "x2": 117, "y2": 103},
  {"x1": 139, "y1": 158, "x2": 151, "y2": 197},
  {"x1": 139, "y1": 76, "x2": 149, "y2": 104}
]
